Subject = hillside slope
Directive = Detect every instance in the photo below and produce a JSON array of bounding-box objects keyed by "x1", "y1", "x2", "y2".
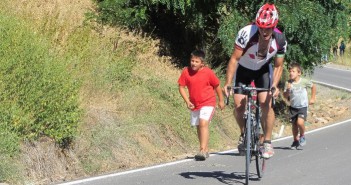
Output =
[{"x1": 0, "y1": 1, "x2": 350, "y2": 185}]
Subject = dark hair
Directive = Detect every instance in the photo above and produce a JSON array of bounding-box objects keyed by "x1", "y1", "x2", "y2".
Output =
[
  {"x1": 289, "y1": 62, "x2": 302, "y2": 73},
  {"x1": 190, "y1": 50, "x2": 206, "y2": 63}
]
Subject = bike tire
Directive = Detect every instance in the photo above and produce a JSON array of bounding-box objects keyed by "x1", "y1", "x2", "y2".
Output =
[
  {"x1": 245, "y1": 112, "x2": 252, "y2": 185},
  {"x1": 254, "y1": 106, "x2": 265, "y2": 178},
  {"x1": 255, "y1": 152, "x2": 265, "y2": 178}
]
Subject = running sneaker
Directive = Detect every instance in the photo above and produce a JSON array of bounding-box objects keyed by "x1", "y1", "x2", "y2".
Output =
[
  {"x1": 290, "y1": 140, "x2": 300, "y2": 149},
  {"x1": 299, "y1": 136, "x2": 306, "y2": 146},
  {"x1": 237, "y1": 135, "x2": 245, "y2": 156},
  {"x1": 194, "y1": 151, "x2": 209, "y2": 161},
  {"x1": 262, "y1": 143, "x2": 274, "y2": 159}
]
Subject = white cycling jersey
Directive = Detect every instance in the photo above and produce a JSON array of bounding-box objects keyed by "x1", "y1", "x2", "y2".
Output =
[{"x1": 235, "y1": 24, "x2": 287, "y2": 71}]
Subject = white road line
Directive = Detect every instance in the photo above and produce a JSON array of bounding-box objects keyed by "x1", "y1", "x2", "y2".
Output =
[
  {"x1": 60, "y1": 118, "x2": 351, "y2": 185},
  {"x1": 58, "y1": 158, "x2": 193, "y2": 185},
  {"x1": 60, "y1": 114, "x2": 351, "y2": 185},
  {"x1": 59, "y1": 69, "x2": 351, "y2": 185},
  {"x1": 323, "y1": 65, "x2": 351, "y2": 72},
  {"x1": 312, "y1": 80, "x2": 351, "y2": 92}
]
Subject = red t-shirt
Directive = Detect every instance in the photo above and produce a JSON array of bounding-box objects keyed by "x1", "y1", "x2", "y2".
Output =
[{"x1": 178, "y1": 67, "x2": 220, "y2": 110}]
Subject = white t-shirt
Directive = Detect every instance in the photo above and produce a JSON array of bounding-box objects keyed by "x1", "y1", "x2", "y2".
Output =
[
  {"x1": 284, "y1": 78, "x2": 313, "y2": 108},
  {"x1": 234, "y1": 24, "x2": 287, "y2": 70}
]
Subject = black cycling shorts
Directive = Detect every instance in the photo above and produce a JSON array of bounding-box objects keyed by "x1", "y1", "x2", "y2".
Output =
[{"x1": 234, "y1": 63, "x2": 272, "y2": 94}]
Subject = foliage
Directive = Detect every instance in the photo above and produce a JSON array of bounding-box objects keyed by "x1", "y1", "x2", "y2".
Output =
[
  {"x1": 93, "y1": 0, "x2": 350, "y2": 71},
  {"x1": 0, "y1": 14, "x2": 81, "y2": 147}
]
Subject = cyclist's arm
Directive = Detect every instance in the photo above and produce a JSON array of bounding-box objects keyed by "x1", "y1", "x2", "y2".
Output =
[
  {"x1": 272, "y1": 56, "x2": 284, "y2": 96},
  {"x1": 224, "y1": 47, "x2": 243, "y2": 96}
]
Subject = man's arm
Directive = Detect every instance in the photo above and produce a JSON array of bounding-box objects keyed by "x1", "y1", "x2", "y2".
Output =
[
  {"x1": 224, "y1": 48, "x2": 243, "y2": 96},
  {"x1": 272, "y1": 56, "x2": 284, "y2": 97}
]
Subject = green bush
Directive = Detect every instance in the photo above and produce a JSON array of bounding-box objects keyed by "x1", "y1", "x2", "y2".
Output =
[
  {"x1": 0, "y1": 14, "x2": 81, "y2": 147},
  {"x1": 93, "y1": 0, "x2": 350, "y2": 69}
]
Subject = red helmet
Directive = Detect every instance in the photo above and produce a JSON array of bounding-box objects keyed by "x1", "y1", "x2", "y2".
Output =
[{"x1": 255, "y1": 3, "x2": 279, "y2": 28}]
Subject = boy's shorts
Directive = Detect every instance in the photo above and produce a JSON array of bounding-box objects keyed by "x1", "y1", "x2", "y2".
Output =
[
  {"x1": 190, "y1": 106, "x2": 215, "y2": 126},
  {"x1": 289, "y1": 106, "x2": 308, "y2": 124}
]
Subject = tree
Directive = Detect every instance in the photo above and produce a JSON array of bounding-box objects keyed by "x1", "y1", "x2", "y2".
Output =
[{"x1": 92, "y1": 0, "x2": 350, "y2": 70}]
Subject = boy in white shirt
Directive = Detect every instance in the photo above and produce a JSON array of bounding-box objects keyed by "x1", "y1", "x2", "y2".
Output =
[{"x1": 283, "y1": 63, "x2": 316, "y2": 149}]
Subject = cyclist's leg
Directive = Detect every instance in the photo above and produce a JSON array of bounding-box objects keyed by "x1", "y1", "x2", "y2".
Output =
[
  {"x1": 255, "y1": 64, "x2": 274, "y2": 143},
  {"x1": 233, "y1": 65, "x2": 252, "y2": 135},
  {"x1": 233, "y1": 93, "x2": 247, "y2": 134},
  {"x1": 255, "y1": 64, "x2": 275, "y2": 158},
  {"x1": 257, "y1": 91, "x2": 274, "y2": 142},
  {"x1": 233, "y1": 93, "x2": 247, "y2": 154},
  {"x1": 233, "y1": 65, "x2": 252, "y2": 153}
]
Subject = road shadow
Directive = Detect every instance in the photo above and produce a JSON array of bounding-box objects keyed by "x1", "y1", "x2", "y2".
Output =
[
  {"x1": 179, "y1": 170, "x2": 261, "y2": 185},
  {"x1": 211, "y1": 152, "x2": 242, "y2": 157},
  {"x1": 185, "y1": 152, "x2": 242, "y2": 160},
  {"x1": 274, "y1": 146, "x2": 303, "y2": 151}
]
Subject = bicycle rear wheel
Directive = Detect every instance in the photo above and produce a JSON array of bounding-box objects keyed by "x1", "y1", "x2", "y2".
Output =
[
  {"x1": 254, "y1": 107, "x2": 265, "y2": 178},
  {"x1": 255, "y1": 146, "x2": 265, "y2": 178}
]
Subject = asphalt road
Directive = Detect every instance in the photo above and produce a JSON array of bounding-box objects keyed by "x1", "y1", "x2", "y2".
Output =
[
  {"x1": 312, "y1": 66, "x2": 351, "y2": 92},
  {"x1": 59, "y1": 66, "x2": 351, "y2": 185}
]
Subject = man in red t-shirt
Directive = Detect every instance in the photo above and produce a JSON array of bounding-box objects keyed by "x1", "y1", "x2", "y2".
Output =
[{"x1": 178, "y1": 50, "x2": 225, "y2": 160}]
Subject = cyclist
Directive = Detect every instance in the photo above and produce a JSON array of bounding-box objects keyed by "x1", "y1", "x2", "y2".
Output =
[{"x1": 223, "y1": 3, "x2": 287, "y2": 159}]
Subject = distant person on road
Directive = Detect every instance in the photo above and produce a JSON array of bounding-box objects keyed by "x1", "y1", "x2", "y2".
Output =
[
  {"x1": 333, "y1": 45, "x2": 338, "y2": 57},
  {"x1": 223, "y1": 3, "x2": 287, "y2": 159},
  {"x1": 283, "y1": 62, "x2": 316, "y2": 149},
  {"x1": 339, "y1": 41, "x2": 345, "y2": 57},
  {"x1": 178, "y1": 50, "x2": 225, "y2": 161}
]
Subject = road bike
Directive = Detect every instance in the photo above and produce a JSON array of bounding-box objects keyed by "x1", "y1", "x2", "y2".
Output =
[{"x1": 226, "y1": 84, "x2": 275, "y2": 185}]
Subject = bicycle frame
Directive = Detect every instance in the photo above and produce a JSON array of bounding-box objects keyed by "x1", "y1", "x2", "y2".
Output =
[{"x1": 227, "y1": 85, "x2": 274, "y2": 185}]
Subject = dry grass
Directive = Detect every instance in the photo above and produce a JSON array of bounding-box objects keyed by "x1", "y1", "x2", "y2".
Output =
[
  {"x1": 331, "y1": 42, "x2": 351, "y2": 66},
  {"x1": 2, "y1": 0, "x2": 93, "y2": 48},
  {"x1": 2, "y1": 0, "x2": 351, "y2": 185},
  {"x1": 1, "y1": 1, "x2": 189, "y2": 184}
]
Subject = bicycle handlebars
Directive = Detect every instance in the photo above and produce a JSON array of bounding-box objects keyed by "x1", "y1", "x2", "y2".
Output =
[{"x1": 225, "y1": 85, "x2": 276, "y2": 106}]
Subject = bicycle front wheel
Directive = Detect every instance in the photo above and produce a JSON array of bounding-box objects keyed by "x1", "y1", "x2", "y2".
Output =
[{"x1": 245, "y1": 113, "x2": 252, "y2": 185}]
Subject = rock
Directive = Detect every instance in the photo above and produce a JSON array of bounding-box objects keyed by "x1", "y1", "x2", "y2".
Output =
[
  {"x1": 315, "y1": 117, "x2": 328, "y2": 124},
  {"x1": 325, "y1": 117, "x2": 333, "y2": 121}
]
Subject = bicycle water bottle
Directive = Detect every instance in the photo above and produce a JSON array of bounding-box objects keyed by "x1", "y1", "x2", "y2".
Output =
[{"x1": 250, "y1": 81, "x2": 257, "y2": 110}]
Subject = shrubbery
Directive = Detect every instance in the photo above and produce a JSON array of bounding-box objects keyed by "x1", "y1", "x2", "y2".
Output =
[
  {"x1": 0, "y1": 14, "x2": 81, "y2": 149},
  {"x1": 92, "y1": 0, "x2": 350, "y2": 70}
]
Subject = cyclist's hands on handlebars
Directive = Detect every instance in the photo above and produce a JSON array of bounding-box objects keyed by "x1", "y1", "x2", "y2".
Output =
[
  {"x1": 271, "y1": 86, "x2": 279, "y2": 98},
  {"x1": 223, "y1": 84, "x2": 232, "y2": 97}
]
